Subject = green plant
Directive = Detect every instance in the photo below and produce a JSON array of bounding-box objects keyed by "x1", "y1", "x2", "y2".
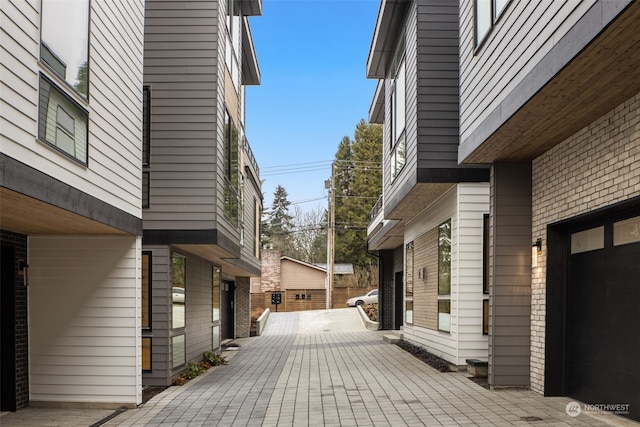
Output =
[
  {"x1": 204, "y1": 351, "x2": 227, "y2": 366},
  {"x1": 182, "y1": 361, "x2": 206, "y2": 380}
]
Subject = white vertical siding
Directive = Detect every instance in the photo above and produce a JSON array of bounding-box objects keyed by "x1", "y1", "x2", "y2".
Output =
[
  {"x1": 459, "y1": 1, "x2": 595, "y2": 145},
  {"x1": 28, "y1": 236, "x2": 141, "y2": 405},
  {"x1": 455, "y1": 183, "x2": 490, "y2": 362},
  {"x1": 403, "y1": 184, "x2": 490, "y2": 365},
  {"x1": 0, "y1": 0, "x2": 144, "y2": 218}
]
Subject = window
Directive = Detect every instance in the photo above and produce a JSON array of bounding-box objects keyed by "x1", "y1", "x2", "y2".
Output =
[
  {"x1": 613, "y1": 216, "x2": 640, "y2": 246},
  {"x1": 482, "y1": 214, "x2": 490, "y2": 335},
  {"x1": 172, "y1": 334, "x2": 186, "y2": 369},
  {"x1": 405, "y1": 241, "x2": 414, "y2": 325},
  {"x1": 254, "y1": 198, "x2": 260, "y2": 258},
  {"x1": 224, "y1": 109, "x2": 239, "y2": 224},
  {"x1": 474, "y1": 0, "x2": 510, "y2": 49},
  {"x1": 438, "y1": 220, "x2": 451, "y2": 332},
  {"x1": 142, "y1": 172, "x2": 150, "y2": 208},
  {"x1": 571, "y1": 226, "x2": 604, "y2": 254},
  {"x1": 390, "y1": 36, "x2": 406, "y2": 180},
  {"x1": 172, "y1": 254, "x2": 186, "y2": 329},
  {"x1": 212, "y1": 266, "x2": 221, "y2": 351},
  {"x1": 38, "y1": 75, "x2": 88, "y2": 164},
  {"x1": 142, "y1": 337, "x2": 152, "y2": 372},
  {"x1": 226, "y1": 0, "x2": 241, "y2": 91},
  {"x1": 40, "y1": 0, "x2": 89, "y2": 96},
  {"x1": 142, "y1": 86, "x2": 151, "y2": 166},
  {"x1": 142, "y1": 252, "x2": 152, "y2": 329},
  {"x1": 142, "y1": 252, "x2": 152, "y2": 371},
  {"x1": 142, "y1": 86, "x2": 151, "y2": 208}
]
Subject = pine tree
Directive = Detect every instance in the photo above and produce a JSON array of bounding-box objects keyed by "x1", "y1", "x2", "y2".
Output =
[
  {"x1": 264, "y1": 185, "x2": 294, "y2": 254},
  {"x1": 333, "y1": 120, "x2": 382, "y2": 267}
]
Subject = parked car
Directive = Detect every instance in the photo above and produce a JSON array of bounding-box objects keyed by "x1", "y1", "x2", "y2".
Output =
[{"x1": 346, "y1": 289, "x2": 378, "y2": 307}]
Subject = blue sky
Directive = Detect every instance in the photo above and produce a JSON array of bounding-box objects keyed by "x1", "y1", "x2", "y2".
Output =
[{"x1": 245, "y1": 0, "x2": 380, "y2": 215}]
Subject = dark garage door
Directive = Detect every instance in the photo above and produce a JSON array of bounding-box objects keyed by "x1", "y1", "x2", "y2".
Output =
[{"x1": 566, "y1": 215, "x2": 640, "y2": 421}]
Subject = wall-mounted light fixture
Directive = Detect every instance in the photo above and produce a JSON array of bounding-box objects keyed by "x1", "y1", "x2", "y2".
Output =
[{"x1": 532, "y1": 238, "x2": 542, "y2": 267}]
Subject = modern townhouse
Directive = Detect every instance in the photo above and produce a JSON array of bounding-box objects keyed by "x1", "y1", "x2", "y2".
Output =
[
  {"x1": 366, "y1": 0, "x2": 490, "y2": 369},
  {"x1": 1, "y1": 0, "x2": 145, "y2": 410},
  {"x1": 459, "y1": 0, "x2": 640, "y2": 421},
  {"x1": 141, "y1": 0, "x2": 263, "y2": 387}
]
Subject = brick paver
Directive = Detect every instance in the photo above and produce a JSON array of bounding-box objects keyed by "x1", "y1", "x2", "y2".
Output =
[{"x1": 1, "y1": 309, "x2": 636, "y2": 426}]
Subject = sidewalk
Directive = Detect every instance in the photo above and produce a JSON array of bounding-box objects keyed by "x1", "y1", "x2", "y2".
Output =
[{"x1": 1, "y1": 308, "x2": 637, "y2": 426}]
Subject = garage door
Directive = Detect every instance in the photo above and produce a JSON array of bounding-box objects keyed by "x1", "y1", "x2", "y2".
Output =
[{"x1": 566, "y1": 215, "x2": 640, "y2": 421}]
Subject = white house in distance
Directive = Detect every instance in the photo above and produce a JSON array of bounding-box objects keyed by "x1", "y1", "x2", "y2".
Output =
[
  {"x1": 1, "y1": 0, "x2": 145, "y2": 410},
  {"x1": 365, "y1": 0, "x2": 491, "y2": 368}
]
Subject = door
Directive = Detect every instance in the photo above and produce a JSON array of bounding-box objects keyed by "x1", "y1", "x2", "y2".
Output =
[
  {"x1": 220, "y1": 280, "x2": 235, "y2": 340},
  {"x1": 566, "y1": 216, "x2": 640, "y2": 421},
  {"x1": 1, "y1": 245, "x2": 16, "y2": 411},
  {"x1": 394, "y1": 271, "x2": 403, "y2": 330}
]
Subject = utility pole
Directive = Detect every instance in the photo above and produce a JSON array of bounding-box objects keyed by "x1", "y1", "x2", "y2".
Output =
[{"x1": 325, "y1": 162, "x2": 335, "y2": 309}]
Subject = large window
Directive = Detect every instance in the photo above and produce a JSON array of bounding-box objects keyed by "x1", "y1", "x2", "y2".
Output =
[
  {"x1": 172, "y1": 254, "x2": 186, "y2": 329},
  {"x1": 38, "y1": 75, "x2": 88, "y2": 164},
  {"x1": 405, "y1": 241, "x2": 414, "y2": 325},
  {"x1": 40, "y1": 0, "x2": 90, "y2": 96},
  {"x1": 474, "y1": 0, "x2": 510, "y2": 48},
  {"x1": 438, "y1": 220, "x2": 451, "y2": 332}
]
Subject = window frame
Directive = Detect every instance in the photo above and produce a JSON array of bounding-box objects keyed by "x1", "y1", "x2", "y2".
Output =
[
  {"x1": 142, "y1": 85, "x2": 151, "y2": 166},
  {"x1": 40, "y1": 0, "x2": 90, "y2": 98},
  {"x1": 38, "y1": 73, "x2": 89, "y2": 165},
  {"x1": 405, "y1": 241, "x2": 414, "y2": 326},
  {"x1": 437, "y1": 219, "x2": 452, "y2": 333},
  {"x1": 171, "y1": 253, "x2": 186, "y2": 330},
  {"x1": 474, "y1": 0, "x2": 511, "y2": 51}
]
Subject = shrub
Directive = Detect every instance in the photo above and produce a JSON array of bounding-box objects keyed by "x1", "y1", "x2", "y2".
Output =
[
  {"x1": 182, "y1": 361, "x2": 206, "y2": 380},
  {"x1": 204, "y1": 351, "x2": 227, "y2": 366}
]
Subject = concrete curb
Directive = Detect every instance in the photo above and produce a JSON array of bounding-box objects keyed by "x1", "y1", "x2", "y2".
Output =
[
  {"x1": 356, "y1": 305, "x2": 380, "y2": 331},
  {"x1": 255, "y1": 308, "x2": 270, "y2": 336}
]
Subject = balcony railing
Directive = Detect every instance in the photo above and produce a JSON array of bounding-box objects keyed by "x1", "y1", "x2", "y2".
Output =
[
  {"x1": 370, "y1": 194, "x2": 383, "y2": 221},
  {"x1": 243, "y1": 137, "x2": 260, "y2": 179}
]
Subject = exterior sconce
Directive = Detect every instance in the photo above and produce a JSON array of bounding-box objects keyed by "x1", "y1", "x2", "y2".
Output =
[{"x1": 532, "y1": 238, "x2": 542, "y2": 267}]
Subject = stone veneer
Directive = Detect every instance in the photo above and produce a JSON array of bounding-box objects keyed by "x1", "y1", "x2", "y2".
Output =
[{"x1": 530, "y1": 93, "x2": 640, "y2": 393}]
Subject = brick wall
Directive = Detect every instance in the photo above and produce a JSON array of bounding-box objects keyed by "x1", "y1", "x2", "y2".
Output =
[
  {"x1": 260, "y1": 249, "x2": 280, "y2": 292},
  {"x1": 1, "y1": 230, "x2": 29, "y2": 409},
  {"x1": 235, "y1": 277, "x2": 251, "y2": 338},
  {"x1": 531, "y1": 93, "x2": 640, "y2": 393}
]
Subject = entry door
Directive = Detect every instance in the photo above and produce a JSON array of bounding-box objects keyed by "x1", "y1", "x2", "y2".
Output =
[
  {"x1": 394, "y1": 271, "x2": 403, "y2": 330},
  {"x1": 567, "y1": 218, "x2": 640, "y2": 421},
  {"x1": 1, "y1": 245, "x2": 16, "y2": 411},
  {"x1": 220, "y1": 281, "x2": 235, "y2": 341}
]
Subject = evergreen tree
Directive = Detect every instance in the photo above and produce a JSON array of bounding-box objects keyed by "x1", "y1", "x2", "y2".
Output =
[
  {"x1": 333, "y1": 120, "x2": 383, "y2": 267},
  {"x1": 264, "y1": 185, "x2": 294, "y2": 254}
]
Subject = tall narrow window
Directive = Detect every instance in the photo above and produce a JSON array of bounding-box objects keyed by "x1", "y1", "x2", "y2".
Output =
[
  {"x1": 142, "y1": 86, "x2": 151, "y2": 166},
  {"x1": 224, "y1": 109, "x2": 239, "y2": 224},
  {"x1": 142, "y1": 252, "x2": 152, "y2": 371},
  {"x1": 40, "y1": 0, "x2": 90, "y2": 96},
  {"x1": 212, "y1": 267, "x2": 221, "y2": 351},
  {"x1": 172, "y1": 254, "x2": 186, "y2": 329},
  {"x1": 438, "y1": 219, "x2": 451, "y2": 332},
  {"x1": 405, "y1": 241, "x2": 414, "y2": 325},
  {"x1": 390, "y1": 49, "x2": 406, "y2": 180},
  {"x1": 482, "y1": 214, "x2": 490, "y2": 335}
]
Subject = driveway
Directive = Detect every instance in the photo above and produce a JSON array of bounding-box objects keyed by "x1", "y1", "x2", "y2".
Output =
[{"x1": 1, "y1": 308, "x2": 636, "y2": 426}]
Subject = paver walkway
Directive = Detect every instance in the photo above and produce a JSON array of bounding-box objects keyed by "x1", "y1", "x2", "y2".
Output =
[{"x1": 1, "y1": 308, "x2": 637, "y2": 426}]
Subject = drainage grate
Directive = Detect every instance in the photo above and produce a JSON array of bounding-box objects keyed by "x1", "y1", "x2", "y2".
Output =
[{"x1": 520, "y1": 416, "x2": 544, "y2": 422}]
